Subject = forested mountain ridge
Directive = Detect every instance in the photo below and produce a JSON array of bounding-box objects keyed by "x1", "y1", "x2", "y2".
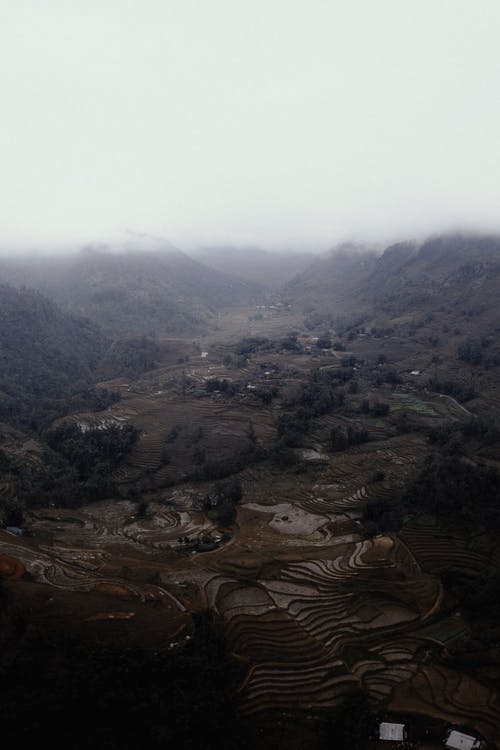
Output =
[
  {"x1": 356, "y1": 234, "x2": 500, "y2": 316},
  {"x1": 285, "y1": 233, "x2": 500, "y2": 329},
  {"x1": 0, "y1": 284, "x2": 161, "y2": 429},
  {"x1": 0, "y1": 245, "x2": 263, "y2": 336},
  {"x1": 0, "y1": 284, "x2": 107, "y2": 426},
  {"x1": 284, "y1": 243, "x2": 378, "y2": 313}
]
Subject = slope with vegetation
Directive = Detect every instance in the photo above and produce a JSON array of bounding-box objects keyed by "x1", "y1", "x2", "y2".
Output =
[
  {"x1": 286, "y1": 233, "x2": 500, "y2": 338},
  {"x1": 0, "y1": 284, "x2": 106, "y2": 428},
  {"x1": 0, "y1": 244, "x2": 263, "y2": 336}
]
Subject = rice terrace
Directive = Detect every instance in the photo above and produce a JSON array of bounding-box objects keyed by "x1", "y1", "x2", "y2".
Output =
[
  {"x1": 3, "y1": 2, "x2": 500, "y2": 746},
  {"x1": 2, "y1": 239, "x2": 500, "y2": 750}
]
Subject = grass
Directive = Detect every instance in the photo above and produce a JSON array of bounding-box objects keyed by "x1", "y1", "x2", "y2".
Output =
[{"x1": 390, "y1": 392, "x2": 439, "y2": 417}]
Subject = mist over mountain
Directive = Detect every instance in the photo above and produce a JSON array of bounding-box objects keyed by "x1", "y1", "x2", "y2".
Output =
[
  {"x1": 0, "y1": 244, "x2": 263, "y2": 336},
  {"x1": 284, "y1": 243, "x2": 379, "y2": 311},
  {"x1": 190, "y1": 247, "x2": 316, "y2": 288},
  {"x1": 285, "y1": 233, "x2": 500, "y2": 332},
  {"x1": 2, "y1": 232, "x2": 498, "y2": 345},
  {"x1": 363, "y1": 234, "x2": 500, "y2": 315},
  {"x1": 3, "y1": 1, "x2": 500, "y2": 745}
]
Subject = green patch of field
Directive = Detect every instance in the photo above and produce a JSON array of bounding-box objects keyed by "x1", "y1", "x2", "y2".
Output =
[{"x1": 391, "y1": 392, "x2": 439, "y2": 417}]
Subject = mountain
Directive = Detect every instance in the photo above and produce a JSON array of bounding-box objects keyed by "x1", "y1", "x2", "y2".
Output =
[
  {"x1": 283, "y1": 243, "x2": 378, "y2": 325},
  {"x1": 0, "y1": 284, "x2": 106, "y2": 427},
  {"x1": 362, "y1": 234, "x2": 500, "y2": 318},
  {"x1": 191, "y1": 247, "x2": 316, "y2": 288},
  {"x1": 0, "y1": 242, "x2": 263, "y2": 336},
  {"x1": 285, "y1": 234, "x2": 500, "y2": 332}
]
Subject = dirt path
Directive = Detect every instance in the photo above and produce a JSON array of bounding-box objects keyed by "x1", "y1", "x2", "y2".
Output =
[{"x1": 437, "y1": 393, "x2": 475, "y2": 417}]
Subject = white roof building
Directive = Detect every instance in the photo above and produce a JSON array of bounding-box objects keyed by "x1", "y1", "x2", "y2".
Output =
[
  {"x1": 379, "y1": 722, "x2": 406, "y2": 741},
  {"x1": 445, "y1": 730, "x2": 483, "y2": 750}
]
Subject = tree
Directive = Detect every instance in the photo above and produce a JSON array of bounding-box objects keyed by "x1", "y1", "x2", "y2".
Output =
[
  {"x1": 319, "y1": 691, "x2": 375, "y2": 749},
  {"x1": 458, "y1": 338, "x2": 487, "y2": 365},
  {"x1": 136, "y1": 500, "x2": 149, "y2": 518},
  {"x1": 372, "y1": 401, "x2": 390, "y2": 417},
  {"x1": 316, "y1": 334, "x2": 332, "y2": 349},
  {"x1": 281, "y1": 334, "x2": 300, "y2": 351},
  {"x1": 213, "y1": 478, "x2": 243, "y2": 506},
  {"x1": 3, "y1": 499, "x2": 24, "y2": 527},
  {"x1": 360, "y1": 399, "x2": 370, "y2": 414},
  {"x1": 384, "y1": 369, "x2": 402, "y2": 385},
  {"x1": 192, "y1": 447, "x2": 206, "y2": 465}
]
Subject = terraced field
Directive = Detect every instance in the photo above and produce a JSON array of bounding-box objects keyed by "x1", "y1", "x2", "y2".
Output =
[
  {"x1": 192, "y1": 532, "x2": 447, "y2": 719},
  {"x1": 72, "y1": 378, "x2": 277, "y2": 487},
  {"x1": 390, "y1": 664, "x2": 500, "y2": 745},
  {"x1": 400, "y1": 519, "x2": 500, "y2": 576},
  {"x1": 2, "y1": 314, "x2": 500, "y2": 747},
  {"x1": 2, "y1": 459, "x2": 499, "y2": 745}
]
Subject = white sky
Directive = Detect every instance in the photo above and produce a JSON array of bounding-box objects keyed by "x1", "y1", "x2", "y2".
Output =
[{"x1": 1, "y1": 0, "x2": 500, "y2": 251}]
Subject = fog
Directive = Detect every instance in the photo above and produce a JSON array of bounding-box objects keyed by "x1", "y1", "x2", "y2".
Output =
[{"x1": 1, "y1": 1, "x2": 500, "y2": 252}]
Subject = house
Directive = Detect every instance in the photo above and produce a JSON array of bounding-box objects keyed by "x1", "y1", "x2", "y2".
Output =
[
  {"x1": 445, "y1": 730, "x2": 484, "y2": 750},
  {"x1": 379, "y1": 722, "x2": 407, "y2": 741}
]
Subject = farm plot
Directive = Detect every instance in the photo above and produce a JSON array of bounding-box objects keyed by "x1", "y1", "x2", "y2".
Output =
[
  {"x1": 390, "y1": 392, "x2": 440, "y2": 417},
  {"x1": 30, "y1": 498, "x2": 216, "y2": 554},
  {"x1": 203, "y1": 534, "x2": 442, "y2": 718},
  {"x1": 400, "y1": 520, "x2": 496, "y2": 576},
  {"x1": 389, "y1": 663, "x2": 500, "y2": 747}
]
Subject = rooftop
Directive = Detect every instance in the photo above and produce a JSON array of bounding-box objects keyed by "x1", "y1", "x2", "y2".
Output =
[
  {"x1": 379, "y1": 722, "x2": 406, "y2": 741},
  {"x1": 445, "y1": 730, "x2": 482, "y2": 750}
]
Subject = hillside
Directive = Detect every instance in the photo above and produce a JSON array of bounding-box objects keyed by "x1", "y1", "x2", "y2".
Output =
[
  {"x1": 363, "y1": 234, "x2": 500, "y2": 317},
  {"x1": 0, "y1": 285, "x2": 107, "y2": 427},
  {"x1": 284, "y1": 243, "x2": 378, "y2": 320},
  {"x1": 285, "y1": 234, "x2": 500, "y2": 331},
  {"x1": 0, "y1": 243, "x2": 263, "y2": 336}
]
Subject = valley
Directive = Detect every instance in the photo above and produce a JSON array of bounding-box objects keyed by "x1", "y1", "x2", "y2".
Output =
[{"x1": 2, "y1": 258, "x2": 500, "y2": 750}]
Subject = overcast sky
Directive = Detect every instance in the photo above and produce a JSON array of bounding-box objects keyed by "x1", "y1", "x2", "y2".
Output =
[{"x1": 1, "y1": 1, "x2": 500, "y2": 251}]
